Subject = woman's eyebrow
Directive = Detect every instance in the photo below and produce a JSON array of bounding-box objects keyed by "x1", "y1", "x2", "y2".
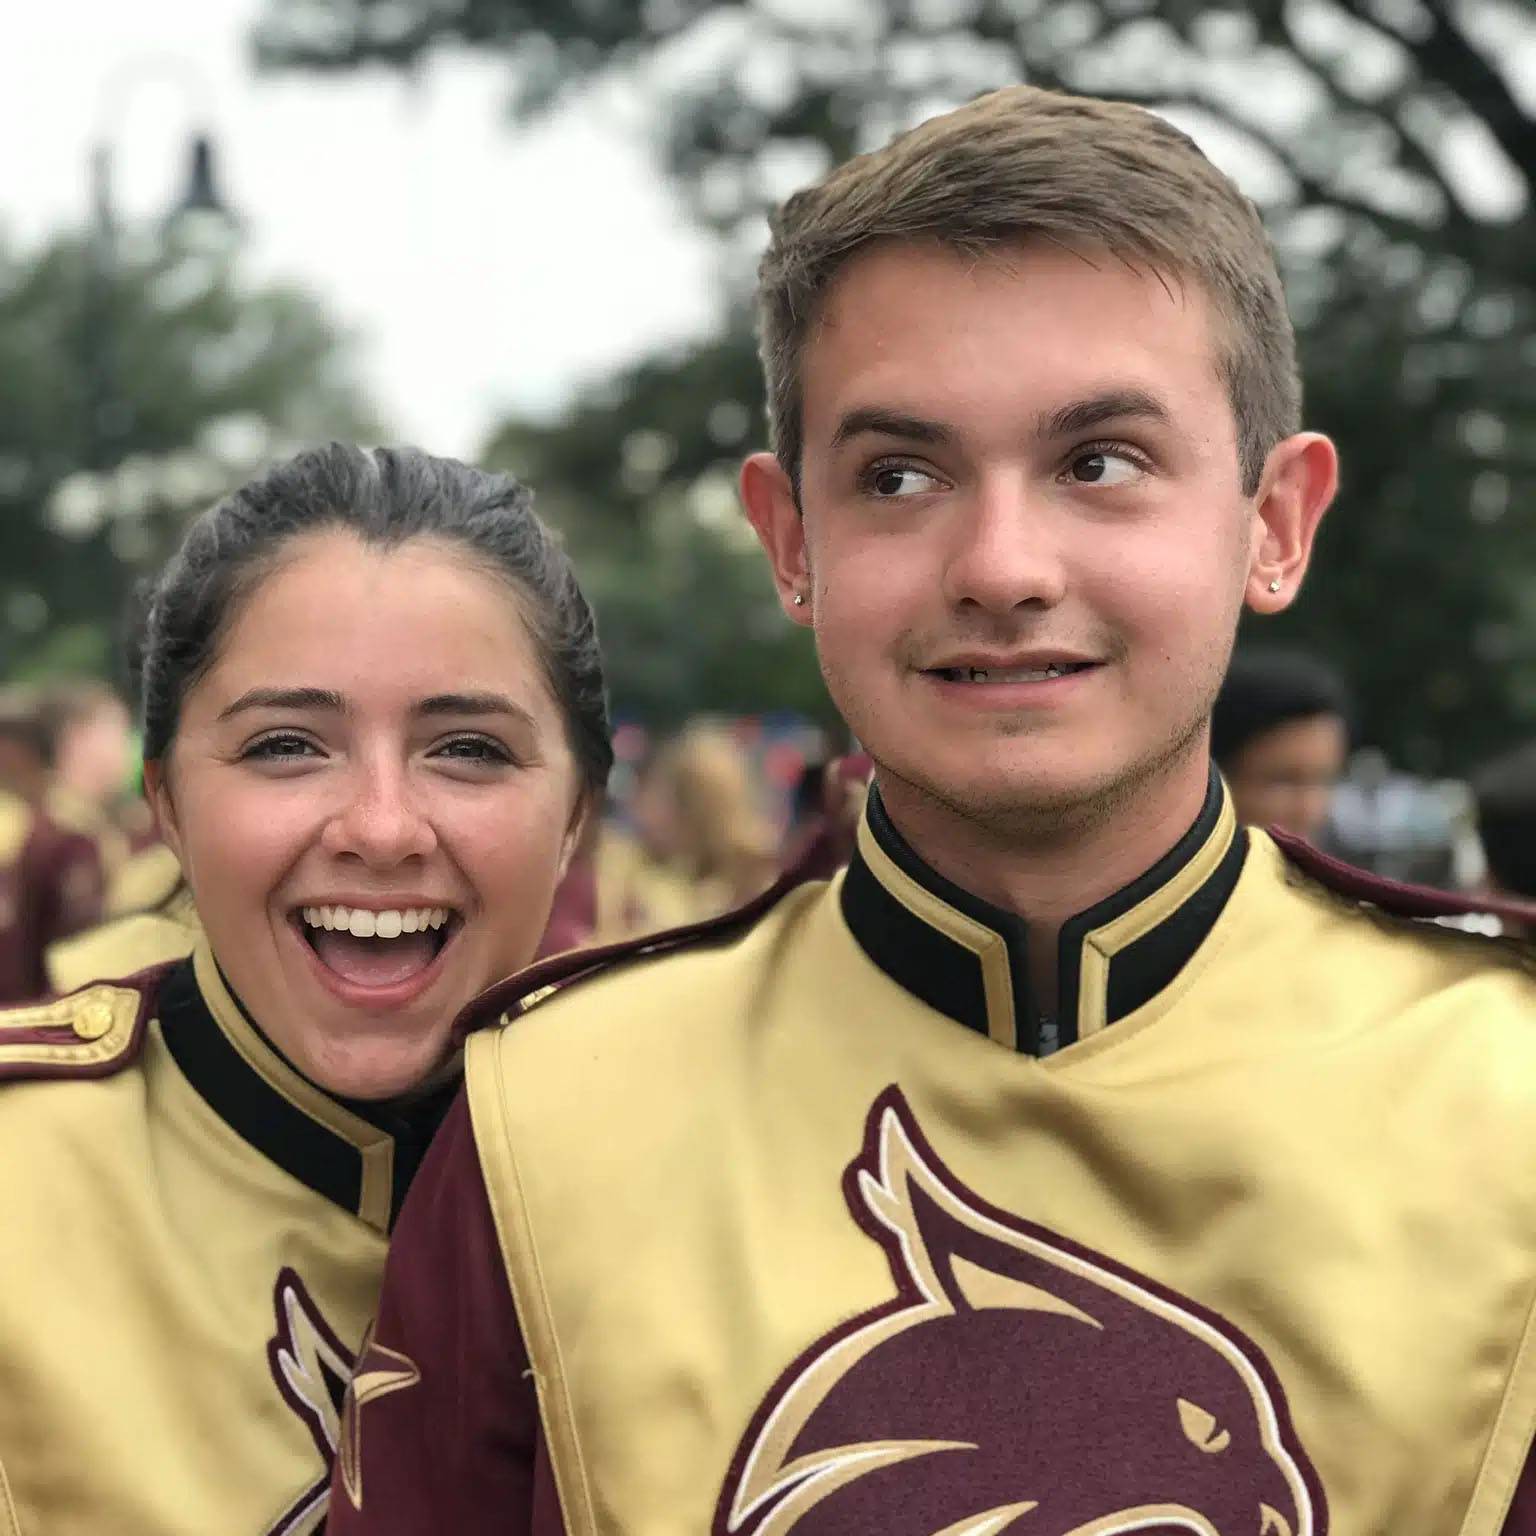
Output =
[
  {"x1": 217, "y1": 686, "x2": 344, "y2": 721},
  {"x1": 415, "y1": 692, "x2": 537, "y2": 728}
]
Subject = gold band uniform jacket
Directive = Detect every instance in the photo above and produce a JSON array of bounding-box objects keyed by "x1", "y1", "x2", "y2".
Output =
[
  {"x1": 334, "y1": 777, "x2": 1536, "y2": 1536},
  {"x1": 0, "y1": 942, "x2": 446, "y2": 1536}
]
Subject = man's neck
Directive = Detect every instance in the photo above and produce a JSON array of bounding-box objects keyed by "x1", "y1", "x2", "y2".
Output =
[{"x1": 875, "y1": 748, "x2": 1214, "y2": 1018}]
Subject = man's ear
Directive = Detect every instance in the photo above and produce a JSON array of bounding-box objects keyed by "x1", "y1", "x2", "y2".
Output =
[
  {"x1": 741, "y1": 451, "x2": 814, "y2": 628},
  {"x1": 141, "y1": 759, "x2": 183, "y2": 864},
  {"x1": 1246, "y1": 432, "x2": 1338, "y2": 613}
]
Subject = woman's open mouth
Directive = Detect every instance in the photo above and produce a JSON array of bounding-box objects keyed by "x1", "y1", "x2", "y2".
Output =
[{"x1": 293, "y1": 904, "x2": 462, "y2": 992}]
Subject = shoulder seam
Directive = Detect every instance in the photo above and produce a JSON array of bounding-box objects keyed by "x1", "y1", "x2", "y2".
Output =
[{"x1": 454, "y1": 853, "x2": 830, "y2": 1042}]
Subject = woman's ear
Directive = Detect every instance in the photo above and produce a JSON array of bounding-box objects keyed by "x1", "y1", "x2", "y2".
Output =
[
  {"x1": 141, "y1": 759, "x2": 183, "y2": 864},
  {"x1": 558, "y1": 792, "x2": 597, "y2": 879}
]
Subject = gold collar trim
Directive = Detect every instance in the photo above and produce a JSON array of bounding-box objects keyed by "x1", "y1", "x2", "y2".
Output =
[{"x1": 839, "y1": 771, "x2": 1245, "y2": 1056}]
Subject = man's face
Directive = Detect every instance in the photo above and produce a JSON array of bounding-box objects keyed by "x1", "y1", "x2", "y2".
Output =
[{"x1": 759, "y1": 239, "x2": 1275, "y2": 834}]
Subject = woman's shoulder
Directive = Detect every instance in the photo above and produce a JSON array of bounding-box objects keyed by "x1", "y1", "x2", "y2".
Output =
[{"x1": 0, "y1": 964, "x2": 171, "y2": 1090}]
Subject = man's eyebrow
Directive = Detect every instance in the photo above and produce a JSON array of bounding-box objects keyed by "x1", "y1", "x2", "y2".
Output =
[
  {"x1": 1037, "y1": 389, "x2": 1172, "y2": 439},
  {"x1": 217, "y1": 686, "x2": 344, "y2": 721},
  {"x1": 831, "y1": 407, "x2": 957, "y2": 450},
  {"x1": 415, "y1": 692, "x2": 537, "y2": 727}
]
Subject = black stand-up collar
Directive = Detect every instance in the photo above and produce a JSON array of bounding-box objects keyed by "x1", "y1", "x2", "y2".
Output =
[
  {"x1": 839, "y1": 768, "x2": 1247, "y2": 1056},
  {"x1": 157, "y1": 944, "x2": 455, "y2": 1232}
]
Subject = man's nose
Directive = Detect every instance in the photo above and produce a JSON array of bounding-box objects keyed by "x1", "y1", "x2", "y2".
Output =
[
  {"x1": 320, "y1": 762, "x2": 437, "y2": 868},
  {"x1": 941, "y1": 474, "x2": 1069, "y2": 615}
]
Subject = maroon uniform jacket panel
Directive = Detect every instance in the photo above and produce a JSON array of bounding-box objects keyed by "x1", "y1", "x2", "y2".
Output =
[
  {"x1": 1508, "y1": 1455, "x2": 1536, "y2": 1533},
  {"x1": 328, "y1": 1092, "x2": 558, "y2": 1535}
]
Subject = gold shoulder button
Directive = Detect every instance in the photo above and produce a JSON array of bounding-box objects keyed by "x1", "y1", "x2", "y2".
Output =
[{"x1": 72, "y1": 1001, "x2": 116, "y2": 1041}]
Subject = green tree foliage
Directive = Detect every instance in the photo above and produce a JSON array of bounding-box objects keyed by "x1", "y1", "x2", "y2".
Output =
[
  {"x1": 482, "y1": 326, "x2": 832, "y2": 729},
  {"x1": 0, "y1": 228, "x2": 376, "y2": 683},
  {"x1": 258, "y1": 0, "x2": 1536, "y2": 767}
]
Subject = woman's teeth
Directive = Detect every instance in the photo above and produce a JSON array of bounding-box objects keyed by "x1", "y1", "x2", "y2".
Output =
[{"x1": 300, "y1": 906, "x2": 450, "y2": 938}]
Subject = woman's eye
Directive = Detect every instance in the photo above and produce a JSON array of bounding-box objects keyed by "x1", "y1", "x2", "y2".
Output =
[
  {"x1": 434, "y1": 736, "x2": 514, "y2": 766},
  {"x1": 863, "y1": 463, "x2": 944, "y2": 498},
  {"x1": 244, "y1": 734, "x2": 318, "y2": 761},
  {"x1": 1065, "y1": 448, "x2": 1147, "y2": 487}
]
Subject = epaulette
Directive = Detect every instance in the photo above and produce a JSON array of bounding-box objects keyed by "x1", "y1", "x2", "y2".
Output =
[
  {"x1": 1270, "y1": 828, "x2": 1536, "y2": 931},
  {"x1": 0, "y1": 965, "x2": 170, "y2": 1083},
  {"x1": 454, "y1": 823, "x2": 844, "y2": 1043}
]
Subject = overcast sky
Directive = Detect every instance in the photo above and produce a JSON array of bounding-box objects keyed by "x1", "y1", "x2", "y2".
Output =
[{"x1": 3, "y1": 0, "x2": 723, "y2": 458}]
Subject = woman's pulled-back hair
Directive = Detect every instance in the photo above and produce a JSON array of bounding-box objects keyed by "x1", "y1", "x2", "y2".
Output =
[
  {"x1": 138, "y1": 442, "x2": 612, "y2": 797},
  {"x1": 757, "y1": 84, "x2": 1300, "y2": 497}
]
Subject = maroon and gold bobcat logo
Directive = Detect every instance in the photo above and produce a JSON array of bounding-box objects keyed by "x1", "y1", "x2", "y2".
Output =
[{"x1": 717, "y1": 1089, "x2": 1327, "y2": 1535}]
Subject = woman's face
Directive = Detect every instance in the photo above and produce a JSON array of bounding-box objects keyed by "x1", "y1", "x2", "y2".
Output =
[{"x1": 147, "y1": 530, "x2": 585, "y2": 1099}]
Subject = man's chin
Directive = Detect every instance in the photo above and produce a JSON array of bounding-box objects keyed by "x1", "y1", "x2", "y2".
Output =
[{"x1": 880, "y1": 755, "x2": 1120, "y2": 838}]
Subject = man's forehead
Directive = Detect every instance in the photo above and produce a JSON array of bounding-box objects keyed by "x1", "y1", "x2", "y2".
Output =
[{"x1": 801, "y1": 241, "x2": 1222, "y2": 438}]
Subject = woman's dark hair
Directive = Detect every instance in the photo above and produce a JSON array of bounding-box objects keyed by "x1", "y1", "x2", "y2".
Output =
[
  {"x1": 138, "y1": 442, "x2": 612, "y2": 797},
  {"x1": 1210, "y1": 646, "x2": 1351, "y2": 769}
]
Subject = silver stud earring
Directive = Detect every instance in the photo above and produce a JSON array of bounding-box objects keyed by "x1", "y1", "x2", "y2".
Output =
[
  {"x1": 1267, "y1": 578, "x2": 1282, "y2": 594},
  {"x1": 793, "y1": 592, "x2": 806, "y2": 607}
]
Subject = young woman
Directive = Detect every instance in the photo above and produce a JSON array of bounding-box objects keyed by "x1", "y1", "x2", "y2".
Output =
[{"x1": 0, "y1": 443, "x2": 610, "y2": 1536}]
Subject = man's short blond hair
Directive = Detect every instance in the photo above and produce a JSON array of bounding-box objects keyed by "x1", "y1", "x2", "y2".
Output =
[{"x1": 756, "y1": 85, "x2": 1300, "y2": 496}]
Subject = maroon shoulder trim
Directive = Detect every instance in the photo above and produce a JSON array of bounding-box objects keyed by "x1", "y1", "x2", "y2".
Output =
[
  {"x1": 453, "y1": 821, "x2": 844, "y2": 1044},
  {"x1": 1269, "y1": 827, "x2": 1536, "y2": 929},
  {"x1": 0, "y1": 961, "x2": 170, "y2": 1083}
]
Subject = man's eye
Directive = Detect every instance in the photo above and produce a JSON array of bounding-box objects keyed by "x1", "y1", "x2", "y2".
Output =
[
  {"x1": 863, "y1": 463, "x2": 943, "y2": 498},
  {"x1": 1066, "y1": 449, "x2": 1146, "y2": 487},
  {"x1": 245, "y1": 734, "x2": 318, "y2": 761}
]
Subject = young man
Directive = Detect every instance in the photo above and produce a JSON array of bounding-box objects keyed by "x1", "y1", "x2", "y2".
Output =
[
  {"x1": 1211, "y1": 646, "x2": 1350, "y2": 843},
  {"x1": 332, "y1": 87, "x2": 1536, "y2": 1535}
]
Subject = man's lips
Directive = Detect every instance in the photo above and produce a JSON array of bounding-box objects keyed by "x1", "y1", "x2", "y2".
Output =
[{"x1": 922, "y1": 656, "x2": 1103, "y2": 684}]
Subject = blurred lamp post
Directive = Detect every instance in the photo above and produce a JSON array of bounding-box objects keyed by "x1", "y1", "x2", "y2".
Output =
[{"x1": 84, "y1": 119, "x2": 238, "y2": 471}]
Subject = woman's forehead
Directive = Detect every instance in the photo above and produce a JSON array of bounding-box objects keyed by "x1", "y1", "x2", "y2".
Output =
[{"x1": 197, "y1": 532, "x2": 548, "y2": 709}]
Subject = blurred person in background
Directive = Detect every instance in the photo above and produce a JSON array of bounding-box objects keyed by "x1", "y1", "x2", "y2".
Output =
[
  {"x1": 599, "y1": 722, "x2": 779, "y2": 937},
  {"x1": 37, "y1": 685, "x2": 200, "y2": 993},
  {"x1": 39, "y1": 680, "x2": 136, "y2": 867},
  {"x1": 1472, "y1": 740, "x2": 1536, "y2": 934},
  {"x1": 780, "y1": 750, "x2": 875, "y2": 877},
  {"x1": 0, "y1": 692, "x2": 105, "y2": 1000},
  {"x1": 0, "y1": 442, "x2": 609, "y2": 1534},
  {"x1": 1211, "y1": 644, "x2": 1350, "y2": 843}
]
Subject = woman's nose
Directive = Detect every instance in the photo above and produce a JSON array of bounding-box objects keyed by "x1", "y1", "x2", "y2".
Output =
[{"x1": 320, "y1": 765, "x2": 438, "y2": 867}]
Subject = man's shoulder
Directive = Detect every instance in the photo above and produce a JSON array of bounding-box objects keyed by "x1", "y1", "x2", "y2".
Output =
[
  {"x1": 0, "y1": 966, "x2": 166, "y2": 1088},
  {"x1": 464, "y1": 872, "x2": 833, "y2": 1057},
  {"x1": 1263, "y1": 829, "x2": 1536, "y2": 999}
]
